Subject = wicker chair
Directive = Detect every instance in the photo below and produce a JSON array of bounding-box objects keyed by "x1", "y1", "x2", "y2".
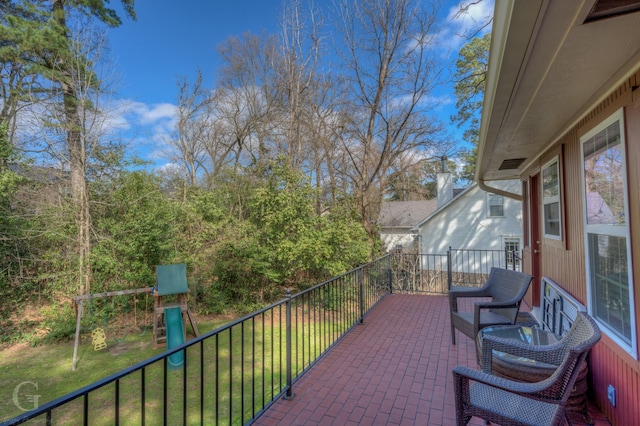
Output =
[
  {"x1": 449, "y1": 267, "x2": 534, "y2": 344},
  {"x1": 452, "y1": 311, "x2": 601, "y2": 426}
]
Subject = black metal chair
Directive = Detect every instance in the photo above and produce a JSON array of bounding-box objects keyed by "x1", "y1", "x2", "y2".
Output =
[{"x1": 449, "y1": 267, "x2": 533, "y2": 344}]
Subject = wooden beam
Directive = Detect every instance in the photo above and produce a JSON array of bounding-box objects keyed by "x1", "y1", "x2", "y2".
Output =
[{"x1": 72, "y1": 287, "x2": 153, "y2": 302}]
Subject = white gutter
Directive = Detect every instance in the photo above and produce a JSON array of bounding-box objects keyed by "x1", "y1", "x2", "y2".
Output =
[
  {"x1": 478, "y1": 179, "x2": 522, "y2": 201},
  {"x1": 475, "y1": 0, "x2": 515, "y2": 183}
]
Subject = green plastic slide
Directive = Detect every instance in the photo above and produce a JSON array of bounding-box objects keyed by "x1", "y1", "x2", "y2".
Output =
[{"x1": 164, "y1": 307, "x2": 185, "y2": 369}]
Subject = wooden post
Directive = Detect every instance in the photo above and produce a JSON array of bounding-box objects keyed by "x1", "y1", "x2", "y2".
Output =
[
  {"x1": 72, "y1": 300, "x2": 83, "y2": 371},
  {"x1": 186, "y1": 306, "x2": 199, "y2": 337},
  {"x1": 71, "y1": 287, "x2": 153, "y2": 369}
]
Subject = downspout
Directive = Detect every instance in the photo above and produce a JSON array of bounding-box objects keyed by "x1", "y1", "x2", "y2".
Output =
[{"x1": 478, "y1": 179, "x2": 522, "y2": 201}]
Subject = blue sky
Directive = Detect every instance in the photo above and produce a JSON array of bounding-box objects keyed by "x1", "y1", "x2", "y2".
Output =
[
  {"x1": 104, "y1": 0, "x2": 493, "y2": 169},
  {"x1": 108, "y1": 1, "x2": 284, "y2": 104}
]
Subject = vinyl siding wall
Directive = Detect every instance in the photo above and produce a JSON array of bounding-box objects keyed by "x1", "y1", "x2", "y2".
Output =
[
  {"x1": 521, "y1": 69, "x2": 640, "y2": 424},
  {"x1": 417, "y1": 181, "x2": 522, "y2": 254}
]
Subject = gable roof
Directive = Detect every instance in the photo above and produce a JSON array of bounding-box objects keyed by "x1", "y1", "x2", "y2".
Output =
[
  {"x1": 411, "y1": 179, "x2": 521, "y2": 232},
  {"x1": 378, "y1": 200, "x2": 438, "y2": 228},
  {"x1": 411, "y1": 184, "x2": 477, "y2": 231},
  {"x1": 478, "y1": 0, "x2": 640, "y2": 182}
]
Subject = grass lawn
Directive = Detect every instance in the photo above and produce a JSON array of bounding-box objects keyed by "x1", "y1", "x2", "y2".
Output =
[
  {"x1": 0, "y1": 316, "x2": 230, "y2": 424},
  {"x1": 1, "y1": 307, "x2": 354, "y2": 425}
]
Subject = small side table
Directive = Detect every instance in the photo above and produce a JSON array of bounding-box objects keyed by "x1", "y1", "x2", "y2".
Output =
[{"x1": 476, "y1": 325, "x2": 588, "y2": 415}]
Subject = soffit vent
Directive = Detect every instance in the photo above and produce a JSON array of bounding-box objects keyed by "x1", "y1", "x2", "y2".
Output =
[
  {"x1": 498, "y1": 158, "x2": 526, "y2": 170},
  {"x1": 584, "y1": 0, "x2": 640, "y2": 23}
]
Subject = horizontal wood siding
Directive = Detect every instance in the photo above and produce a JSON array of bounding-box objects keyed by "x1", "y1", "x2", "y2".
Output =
[{"x1": 524, "y1": 69, "x2": 640, "y2": 425}]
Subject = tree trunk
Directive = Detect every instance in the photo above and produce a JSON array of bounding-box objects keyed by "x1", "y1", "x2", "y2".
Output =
[{"x1": 53, "y1": 0, "x2": 92, "y2": 296}]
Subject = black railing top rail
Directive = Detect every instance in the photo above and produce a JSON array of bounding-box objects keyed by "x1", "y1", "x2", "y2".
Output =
[
  {"x1": 286, "y1": 254, "x2": 391, "y2": 299},
  {"x1": 5, "y1": 250, "x2": 524, "y2": 425},
  {"x1": 5, "y1": 295, "x2": 290, "y2": 425},
  {"x1": 4, "y1": 254, "x2": 394, "y2": 426},
  {"x1": 447, "y1": 247, "x2": 522, "y2": 271}
]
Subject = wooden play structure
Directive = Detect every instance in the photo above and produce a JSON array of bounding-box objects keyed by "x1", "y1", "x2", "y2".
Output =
[
  {"x1": 152, "y1": 263, "x2": 199, "y2": 349},
  {"x1": 72, "y1": 287, "x2": 153, "y2": 371},
  {"x1": 70, "y1": 264, "x2": 199, "y2": 370}
]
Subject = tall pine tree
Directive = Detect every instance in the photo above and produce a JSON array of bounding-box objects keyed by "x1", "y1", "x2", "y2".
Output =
[
  {"x1": 451, "y1": 33, "x2": 490, "y2": 182},
  {"x1": 1, "y1": 0, "x2": 136, "y2": 295}
]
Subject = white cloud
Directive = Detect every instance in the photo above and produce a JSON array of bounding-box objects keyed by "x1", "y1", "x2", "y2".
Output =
[
  {"x1": 447, "y1": 0, "x2": 494, "y2": 39},
  {"x1": 110, "y1": 99, "x2": 178, "y2": 142},
  {"x1": 424, "y1": 94, "x2": 455, "y2": 110},
  {"x1": 107, "y1": 99, "x2": 178, "y2": 132},
  {"x1": 102, "y1": 106, "x2": 131, "y2": 132},
  {"x1": 156, "y1": 162, "x2": 182, "y2": 174},
  {"x1": 426, "y1": 0, "x2": 494, "y2": 57},
  {"x1": 129, "y1": 102, "x2": 177, "y2": 125}
]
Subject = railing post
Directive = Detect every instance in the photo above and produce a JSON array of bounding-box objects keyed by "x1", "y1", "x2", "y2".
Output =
[
  {"x1": 358, "y1": 266, "x2": 364, "y2": 324},
  {"x1": 447, "y1": 247, "x2": 452, "y2": 290},
  {"x1": 505, "y1": 247, "x2": 509, "y2": 269},
  {"x1": 388, "y1": 254, "x2": 393, "y2": 294},
  {"x1": 283, "y1": 289, "x2": 295, "y2": 400}
]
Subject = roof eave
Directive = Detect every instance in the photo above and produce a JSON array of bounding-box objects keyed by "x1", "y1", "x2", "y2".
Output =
[{"x1": 476, "y1": 0, "x2": 545, "y2": 182}]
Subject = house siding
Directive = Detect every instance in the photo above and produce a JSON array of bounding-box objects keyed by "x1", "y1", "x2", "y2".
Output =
[
  {"x1": 380, "y1": 229, "x2": 415, "y2": 252},
  {"x1": 416, "y1": 181, "x2": 522, "y2": 255},
  {"x1": 522, "y1": 69, "x2": 640, "y2": 424},
  {"x1": 540, "y1": 129, "x2": 587, "y2": 302}
]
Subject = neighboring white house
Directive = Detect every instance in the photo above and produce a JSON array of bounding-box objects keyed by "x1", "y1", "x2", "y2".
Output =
[
  {"x1": 378, "y1": 199, "x2": 438, "y2": 252},
  {"x1": 412, "y1": 177, "x2": 523, "y2": 256},
  {"x1": 379, "y1": 173, "x2": 523, "y2": 259}
]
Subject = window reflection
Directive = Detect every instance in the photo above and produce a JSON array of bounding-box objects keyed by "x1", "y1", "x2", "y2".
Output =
[
  {"x1": 582, "y1": 115, "x2": 633, "y2": 347},
  {"x1": 583, "y1": 121, "x2": 625, "y2": 226}
]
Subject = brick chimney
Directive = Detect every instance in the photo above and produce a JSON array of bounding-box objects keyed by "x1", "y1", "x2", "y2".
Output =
[
  {"x1": 437, "y1": 172, "x2": 453, "y2": 208},
  {"x1": 437, "y1": 156, "x2": 453, "y2": 208}
]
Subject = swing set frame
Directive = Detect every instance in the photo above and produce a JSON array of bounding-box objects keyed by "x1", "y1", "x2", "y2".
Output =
[{"x1": 71, "y1": 287, "x2": 153, "y2": 371}]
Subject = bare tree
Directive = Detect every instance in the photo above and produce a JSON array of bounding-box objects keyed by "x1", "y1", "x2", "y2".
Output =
[
  {"x1": 276, "y1": 0, "x2": 323, "y2": 169},
  {"x1": 164, "y1": 71, "x2": 211, "y2": 190},
  {"x1": 199, "y1": 93, "x2": 237, "y2": 186},
  {"x1": 216, "y1": 31, "x2": 280, "y2": 171},
  {"x1": 333, "y1": 0, "x2": 444, "y2": 239},
  {"x1": 303, "y1": 75, "x2": 352, "y2": 211},
  {"x1": 452, "y1": 0, "x2": 493, "y2": 39}
]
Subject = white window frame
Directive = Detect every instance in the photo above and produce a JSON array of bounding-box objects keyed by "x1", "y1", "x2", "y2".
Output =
[
  {"x1": 580, "y1": 108, "x2": 636, "y2": 358},
  {"x1": 487, "y1": 194, "x2": 505, "y2": 217},
  {"x1": 542, "y1": 157, "x2": 562, "y2": 240}
]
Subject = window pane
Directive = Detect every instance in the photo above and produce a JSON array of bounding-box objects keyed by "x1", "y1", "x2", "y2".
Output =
[
  {"x1": 584, "y1": 121, "x2": 625, "y2": 225},
  {"x1": 488, "y1": 194, "x2": 504, "y2": 217},
  {"x1": 505, "y1": 239, "x2": 520, "y2": 268},
  {"x1": 489, "y1": 205, "x2": 504, "y2": 216},
  {"x1": 542, "y1": 161, "x2": 559, "y2": 197},
  {"x1": 588, "y1": 233, "x2": 631, "y2": 343},
  {"x1": 544, "y1": 202, "x2": 560, "y2": 236}
]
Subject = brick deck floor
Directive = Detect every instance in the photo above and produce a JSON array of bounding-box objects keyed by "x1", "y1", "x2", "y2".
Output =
[{"x1": 253, "y1": 294, "x2": 611, "y2": 426}]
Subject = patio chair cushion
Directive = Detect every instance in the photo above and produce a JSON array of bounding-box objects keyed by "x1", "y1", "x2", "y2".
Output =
[
  {"x1": 449, "y1": 267, "x2": 534, "y2": 344},
  {"x1": 454, "y1": 311, "x2": 514, "y2": 329}
]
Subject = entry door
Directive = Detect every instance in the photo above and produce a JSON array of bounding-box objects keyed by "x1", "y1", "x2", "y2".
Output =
[{"x1": 523, "y1": 174, "x2": 541, "y2": 306}]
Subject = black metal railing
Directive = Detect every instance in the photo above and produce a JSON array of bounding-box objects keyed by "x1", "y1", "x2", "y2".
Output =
[
  {"x1": 4, "y1": 256, "x2": 391, "y2": 426},
  {"x1": 390, "y1": 248, "x2": 523, "y2": 294},
  {"x1": 448, "y1": 247, "x2": 522, "y2": 287},
  {"x1": 4, "y1": 248, "x2": 522, "y2": 425},
  {"x1": 390, "y1": 252, "x2": 449, "y2": 294}
]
